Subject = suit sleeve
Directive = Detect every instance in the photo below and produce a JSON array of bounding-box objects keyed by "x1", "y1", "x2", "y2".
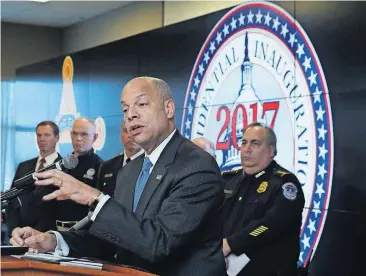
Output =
[
  {"x1": 61, "y1": 230, "x2": 115, "y2": 261},
  {"x1": 5, "y1": 165, "x2": 25, "y2": 235},
  {"x1": 226, "y1": 177, "x2": 304, "y2": 256},
  {"x1": 89, "y1": 157, "x2": 224, "y2": 263}
]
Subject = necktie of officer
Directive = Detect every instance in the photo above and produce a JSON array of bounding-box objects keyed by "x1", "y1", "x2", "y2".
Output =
[
  {"x1": 133, "y1": 157, "x2": 152, "y2": 212},
  {"x1": 38, "y1": 158, "x2": 46, "y2": 170}
]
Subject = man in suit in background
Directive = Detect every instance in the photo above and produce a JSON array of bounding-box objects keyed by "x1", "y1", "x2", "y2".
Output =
[
  {"x1": 6, "y1": 121, "x2": 62, "y2": 235},
  {"x1": 97, "y1": 121, "x2": 143, "y2": 196},
  {"x1": 192, "y1": 137, "x2": 216, "y2": 159},
  {"x1": 11, "y1": 76, "x2": 226, "y2": 276},
  {"x1": 54, "y1": 117, "x2": 103, "y2": 231}
]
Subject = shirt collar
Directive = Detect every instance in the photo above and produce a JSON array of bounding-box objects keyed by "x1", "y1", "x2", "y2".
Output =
[
  {"x1": 123, "y1": 149, "x2": 144, "y2": 165},
  {"x1": 145, "y1": 129, "x2": 176, "y2": 166},
  {"x1": 253, "y1": 160, "x2": 277, "y2": 179},
  {"x1": 38, "y1": 151, "x2": 59, "y2": 166}
]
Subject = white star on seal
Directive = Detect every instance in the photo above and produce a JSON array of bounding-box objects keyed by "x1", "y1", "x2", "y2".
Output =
[
  {"x1": 299, "y1": 251, "x2": 304, "y2": 262},
  {"x1": 318, "y1": 143, "x2": 328, "y2": 160},
  {"x1": 280, "y1": 23, "x2": 289, "y2": 38},
  {"x1": 215, "y1": 31, "x2": 222, "y2": 44},
  {"x1": 316, "y1": 105, "x2": 325, "y2": 121},
  {"x1": 318, "y1": 124, "x2": 327, "y2": 140},
  {"x1": 308, "y1": 70, "x2": 318, "y2": 86},
  {"x1": 230, "y1": 16, "x2": 237, "y2": 30},
  {"x1": 307, "y1": 219, "x2": 317, "y2": 235},
  {"x1": 198, "y1": 63, "x2": 204, "y2": 76},
  {"x1": 288, "y1": 32, "x2": 297, "y2": 47},
  {"x1": 204, "y1": 51, "x2": 210, "y2": 64},
  {"x1": 238, "y1": 13, "x2": 245, "y2": 26},
  {"x1": 188, "y1": 103, "x2": 194, "y2": 115},
  {"x1": 264, "y1": 11, "x2": 272, "y2": 26},
  {"x1": 301, "y1": 234, "x2": 311, "y2": 249},
  {"x1": 318, "y1": 163, "x2": 327, "y2": 180},
  {"x1": 302, "y1": 56, "x2": 312, "y2": 72},
  {"x1": 185, "y1": 119, "x2": 191, "y2": 130},
  {"x1": 313, "y1": 87, "x2": 322, "y2": 103},
  {"x1": 223, "y1": 24, "x2": 230, "y2": 36},
  {"x1": 247, "y1": 10, "x2": 254, "y2": 23},
  {"x1": 315, "y1": 183, "x2": 325, "y2": 199},
  {"x1": 272, "y1": 16, "x2": 280, "y2": 31},
  {"x1": 209, "y1": 41, "x2": 216, "y2": 54},
  {"x1": 256, "y1": 10, "x2": 263, "y2": 23},
  {"x1": 296, "y1": 43, "x2": 305, "y2": 58},
  {"x1": 312, "y1": 200, "x2": 322, "y2": 218},
  {"x1": 194, "y1": 76, "x2": 200, "y2": 87},
  {"x1": 190, "y1": 90, "x2": 197, "y2": 101}
]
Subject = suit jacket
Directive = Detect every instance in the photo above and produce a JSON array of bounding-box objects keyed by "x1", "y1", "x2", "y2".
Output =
[
  {"x1": 6, "y1": 154, "x2": 62, "y2": 235},
  {"x1": 61, "y1": 131, "x2": 226, "y2": 276},
  {"x1": 96, "y1": 153, "x2": 124, "y2": 196}
]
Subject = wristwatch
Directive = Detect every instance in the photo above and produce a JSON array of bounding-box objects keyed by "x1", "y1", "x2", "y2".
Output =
[{"x1": 89, "y1": 192, "x2": 104, "y2": 213}]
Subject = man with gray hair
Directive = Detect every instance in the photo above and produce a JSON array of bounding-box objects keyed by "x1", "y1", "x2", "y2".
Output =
[
  {"x1": 222, "y1": 122, "x2": 305, "y2": 276},
  {"x1": 192, "y1": 137, "x2": 216, "y2": 158},
  {"x1": 54, "y1": 117, "x2": 103, "y2": 231}
]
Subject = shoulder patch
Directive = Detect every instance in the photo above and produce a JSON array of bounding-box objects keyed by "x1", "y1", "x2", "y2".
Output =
[
  {"x1": 282, "y1": 182, "x2": 298, "y2": 200},
  {"x1": 274, "y1": 169, "x2": 290, "y2": 177}
]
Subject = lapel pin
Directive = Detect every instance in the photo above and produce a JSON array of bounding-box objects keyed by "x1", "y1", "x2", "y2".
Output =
[{"x1": 156, "y1": 175, "x2": 162, "y2": 180}]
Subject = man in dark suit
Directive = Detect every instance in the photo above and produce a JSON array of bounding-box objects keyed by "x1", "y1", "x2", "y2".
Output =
[
  {"x1": 11, "y1": 77, "x2": 226, "y2": 276},
  {"x1": 6, "y1": 121, "x2": 62, "y2": 235},
  {"x1": 97, "y1": 121, "x2": 142, "y2": 196}
]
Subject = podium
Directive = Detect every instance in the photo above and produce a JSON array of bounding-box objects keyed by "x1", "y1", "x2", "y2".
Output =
[{"x1": 1, "y1": 256, "x2": 156, "y2": 275}]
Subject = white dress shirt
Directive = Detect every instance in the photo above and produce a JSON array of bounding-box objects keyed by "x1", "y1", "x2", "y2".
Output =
[{"x1": 36, "y1": 151, "x2": 59, "y2": 171}]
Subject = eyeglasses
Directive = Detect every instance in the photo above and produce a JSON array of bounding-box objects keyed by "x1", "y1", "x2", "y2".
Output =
[{"x1": 71, "y1": 131, "x2": 94, "y2": 138}]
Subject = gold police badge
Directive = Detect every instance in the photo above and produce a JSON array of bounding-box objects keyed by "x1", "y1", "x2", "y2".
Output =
[{"x1": 257, "y1": 181, "x2": 268, "y2": 193}]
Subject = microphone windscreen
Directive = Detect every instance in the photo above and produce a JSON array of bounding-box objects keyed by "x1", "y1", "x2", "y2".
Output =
[{"x1": 62, "y1": 155, "x2": 79, "y2": 169}]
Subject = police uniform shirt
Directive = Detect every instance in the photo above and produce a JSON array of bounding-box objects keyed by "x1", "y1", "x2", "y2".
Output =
[
  {"x1": 97, "y1": 150, "x2": 143, "y2": 197},
  {"x1": 55, "y1": 149, "x2": 103, "y2": 222},
  {"x1": 223, "y1": 160, "x2": 305, "y2": 274}
]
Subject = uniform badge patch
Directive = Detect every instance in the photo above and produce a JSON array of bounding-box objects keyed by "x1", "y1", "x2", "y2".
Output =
[
  {"x1": 257, "y1": 181, "x2": 268, "y2": 193},
  {"x1": 83, "y1": 168, "x2": 95, "y2": 180},
  {"x1": 282, "y1": 183, "x2": 298, "y2": 200}
]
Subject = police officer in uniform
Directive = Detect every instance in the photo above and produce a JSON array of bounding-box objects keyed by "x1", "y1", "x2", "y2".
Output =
[
  {"x1": 55, "y1": 117, "x2": 103, "y2": 231},
  {"x1": 222, "y1": 122, "x2": 305, "y2": 276},
  {"x1": 97, "y1": 121, "x2": 142, "y2": 196}
]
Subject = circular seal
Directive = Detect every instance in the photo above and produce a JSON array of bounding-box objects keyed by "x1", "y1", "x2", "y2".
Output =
[
  {"x1": 87, "y1": 168, "x2": 95, "y2": 177},
  {"x1": 181, "y1": 1, "x2": 334, "y2": 267},
  {"x1": 282, "y1": 182, "x2": 299, "y2": 201}
]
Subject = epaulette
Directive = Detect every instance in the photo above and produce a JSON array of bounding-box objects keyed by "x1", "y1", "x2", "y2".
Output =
[
  {"x1": 273, "y1": 169, "x2": 290, "y2": 177},
  {"x1": 221, "y1": 168, "x2": 242, "y2": 176}
]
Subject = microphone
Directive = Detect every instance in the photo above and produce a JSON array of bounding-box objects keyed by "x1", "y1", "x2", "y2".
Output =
[
  {"x1": 67, "y1": 212, "x2": 92, "y2": 232},
  {"x1": 13, "y1": 155, "x2": 79, "y2": 190}
]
